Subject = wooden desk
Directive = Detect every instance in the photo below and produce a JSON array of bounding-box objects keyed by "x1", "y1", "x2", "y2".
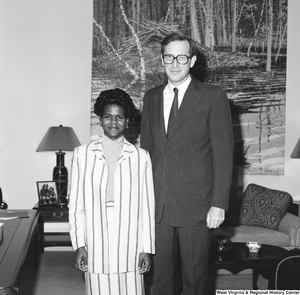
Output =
[{"x1": 0, "y1": 210, "x2": 38, "y2": 295}]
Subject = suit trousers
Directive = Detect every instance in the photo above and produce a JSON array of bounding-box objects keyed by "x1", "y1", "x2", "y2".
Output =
[{"x1": 152, "y1": 213, "x2": 212, "y2": 295}]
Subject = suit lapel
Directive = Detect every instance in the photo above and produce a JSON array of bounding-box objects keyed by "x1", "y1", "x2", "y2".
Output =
[
  {"x1": 151, "y1": 86, "x2": 168, "y2": 141},
  {"x1": 91, "y1": 138, "x2": 105, "y2": 160},
  {"x1": 117, "y1": 139, "x2": 135, "y2": 164},
  {"x1": 167, "y1": 78, "x2": 207, "y2": 140}
]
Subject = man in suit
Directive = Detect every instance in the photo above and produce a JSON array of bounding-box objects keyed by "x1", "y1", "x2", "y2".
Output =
[{"x1": 140, "y1": 32, "x2": 234, "y2": 295}]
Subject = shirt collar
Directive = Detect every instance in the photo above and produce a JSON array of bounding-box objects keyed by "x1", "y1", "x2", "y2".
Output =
[
  {"x1": 167, "y1": 75, "x2": 192, "y2": 95},
  {"x1": 92, "y1": 135, "x2": 133, "y2": 161},
  {"x1": 102, "y1": 134, "x2": 124, "y2": 147}
]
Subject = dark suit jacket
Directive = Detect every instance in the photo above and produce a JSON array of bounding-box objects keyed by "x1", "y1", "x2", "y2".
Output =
[{"x1": 140, "y1": 77, "x2": 234, "y2": 227}]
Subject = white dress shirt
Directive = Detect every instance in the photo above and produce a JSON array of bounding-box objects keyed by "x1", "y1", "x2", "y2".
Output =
[
  {"x1": 163, "y1": 75, "x2": 192, "y2": 131},
  {"x1": 102, "y1": 134, "x2": 124, "y2": 202}
]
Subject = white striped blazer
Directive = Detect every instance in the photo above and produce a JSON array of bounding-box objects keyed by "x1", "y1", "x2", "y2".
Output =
[{"x1": 68, "y1": 136, "x2": 155, "y2": 274}]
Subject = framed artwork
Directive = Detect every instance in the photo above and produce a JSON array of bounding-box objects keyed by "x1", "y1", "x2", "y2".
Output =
[
  {"x1": 91, "y1": 0, "x2": 287, "y2": 175},
  {"x1": 36, "y1": 181, "x2": 59, "y2": 206}
]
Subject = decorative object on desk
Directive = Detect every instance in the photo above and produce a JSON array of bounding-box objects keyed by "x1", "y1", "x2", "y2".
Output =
[
  {"x1": 0, "y1": 187, "x2": 8, "y2": 209},
  {"x1": 291, "y1": 137, "x2": 300, "y2": 159},
  {"x1": 36, "y1": 181, "x2": 59, "y2": 206},
  {"x1": 36, "y1": 125, "x2": 80, "y2": 205}
]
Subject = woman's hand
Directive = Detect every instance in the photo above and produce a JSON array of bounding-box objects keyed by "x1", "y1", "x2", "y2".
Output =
[
  {"x1": 74, "y1": 247, "x2": 88, "y2": 272},
  {"x1": 138, "y1": 252, "x2": 152, "y2": 274}
]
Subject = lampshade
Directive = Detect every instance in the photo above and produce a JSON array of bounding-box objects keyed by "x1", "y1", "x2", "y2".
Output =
[
  {"x1": 36, "y1": 125, "x2": 80, "y2": 152},
  {"x1": 291, "y1": 138, "x2": 300, "y2": 159},
  {"x1": 36, "y1": 125, "x2": 80, "y2": 206}
]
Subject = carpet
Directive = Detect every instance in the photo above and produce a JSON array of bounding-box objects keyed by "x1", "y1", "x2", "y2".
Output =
[{"x1": 19, "y1": 249, "x2": 268, "y2": 295}]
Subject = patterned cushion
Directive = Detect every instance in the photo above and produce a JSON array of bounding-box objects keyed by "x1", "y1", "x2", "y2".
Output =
[{"x1": 239, "y1": 183, "x2": 292, "y2": 230}]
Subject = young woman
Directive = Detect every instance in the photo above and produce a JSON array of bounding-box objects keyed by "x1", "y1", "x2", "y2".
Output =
[{"x1": 69, "y1": 88, "x2": 155, "y2": 295}]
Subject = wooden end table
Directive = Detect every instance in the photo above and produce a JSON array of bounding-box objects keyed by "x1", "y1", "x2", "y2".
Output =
[{"x1": 33, "y1": 202, "x2": 71, "y2": 251}]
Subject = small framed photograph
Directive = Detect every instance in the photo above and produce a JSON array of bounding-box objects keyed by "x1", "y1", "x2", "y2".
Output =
[{"x1": 37, "y1": 181, "x2": 59, "y2": 206}]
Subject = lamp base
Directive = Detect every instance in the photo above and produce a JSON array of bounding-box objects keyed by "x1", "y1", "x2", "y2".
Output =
[{"x1": 53, "y1": 151, "x2": 68, "y2": 204}]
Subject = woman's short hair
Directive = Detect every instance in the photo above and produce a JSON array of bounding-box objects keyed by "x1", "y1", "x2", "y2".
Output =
[
  {"x1": 94, "y1": 88, "x2": 137, "y2": 119},
  {"x1": 161, "y1": 31, "x2": 198, "y2": 57}
]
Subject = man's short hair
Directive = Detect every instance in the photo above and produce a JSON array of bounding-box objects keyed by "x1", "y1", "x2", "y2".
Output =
[{"x1": 161, "y1": 31, "x2": 198, "y2": 57}]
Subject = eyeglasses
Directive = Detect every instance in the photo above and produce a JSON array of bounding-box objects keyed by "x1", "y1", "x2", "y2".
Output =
[{"x1": 162, "y1": 54, "x2": 191, "y2": 65}]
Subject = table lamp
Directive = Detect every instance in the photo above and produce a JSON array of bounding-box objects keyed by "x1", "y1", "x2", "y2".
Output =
[{"x1": 36, "y1": 125, "x2": 81, "y2": 205}]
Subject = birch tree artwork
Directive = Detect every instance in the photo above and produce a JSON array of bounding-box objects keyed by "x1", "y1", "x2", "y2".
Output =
[{"x1": 91, "y1": 0, "x2": 288, "y2": 175}]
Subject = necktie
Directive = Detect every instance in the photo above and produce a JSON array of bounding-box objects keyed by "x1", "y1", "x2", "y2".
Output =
[{"x1": 167, "y1": 87, "x2": 178, "y2": 134}]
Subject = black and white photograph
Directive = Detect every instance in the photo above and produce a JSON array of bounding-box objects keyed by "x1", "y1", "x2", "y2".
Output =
[
  {"x1": 1, "y1": 1, "x2": 300, "y2": 294},
  {"x1": 36, "y1": 181, "x2": 59, "y2": 206}
]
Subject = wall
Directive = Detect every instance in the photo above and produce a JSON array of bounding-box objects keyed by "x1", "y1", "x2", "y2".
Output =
[
  {"x1": 0, "y1": 0, "x2": 93, "y2": 208},
  {"x1": 0, "y1": 1, "x2": 300, "y2": 209}
]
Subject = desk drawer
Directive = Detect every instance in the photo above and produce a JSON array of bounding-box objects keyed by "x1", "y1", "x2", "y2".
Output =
[{"x1": 39, "y1": 210, "x2": 69, "y2": 222}]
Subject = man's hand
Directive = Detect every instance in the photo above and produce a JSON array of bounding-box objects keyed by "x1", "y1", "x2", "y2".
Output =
[
  {"x1": 138, "y1": 252, "x2": 152, "y2": 274},
  {"x1": 74, "y1": 247, "x2": 88, "y2": 272},
  {"x1": 206, "y1": 206, "x2": 225, "y2": 229}
]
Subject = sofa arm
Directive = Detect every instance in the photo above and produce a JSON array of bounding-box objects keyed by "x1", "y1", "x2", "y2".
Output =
[
  {"x1": 288, "y1": 201, "x2": 300, "y2": 216},
  {"x1": 279, "y1": 212, "x2": 300, "y2": 247}
]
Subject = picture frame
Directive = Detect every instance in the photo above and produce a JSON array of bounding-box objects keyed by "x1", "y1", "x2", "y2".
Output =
[{"x1": 36, "y1": 181, "x2": 59, "y2": 206}]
